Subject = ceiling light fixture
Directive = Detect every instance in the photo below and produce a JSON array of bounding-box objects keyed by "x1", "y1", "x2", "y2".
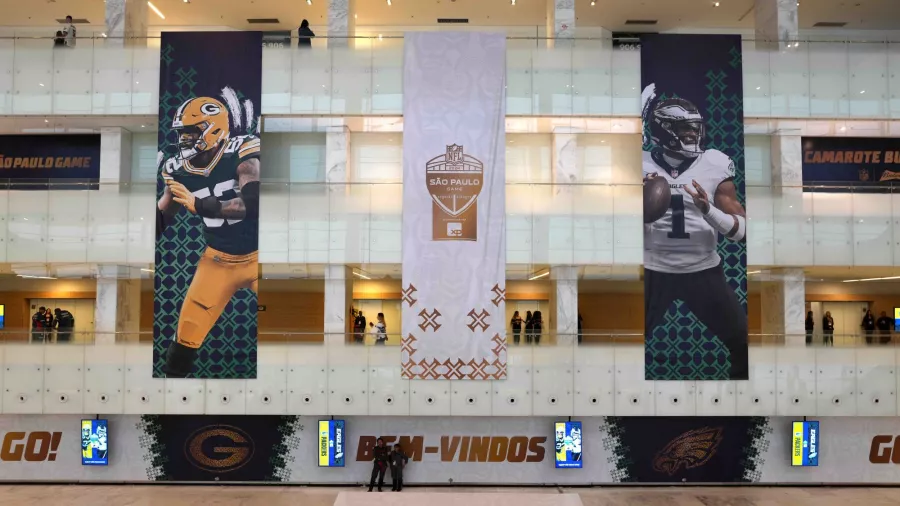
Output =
[
  {"x1": 307, "y1": 0, "x2": 312, "y2": 4},
  {"x1": 183, "y1": 0, "x2": 190, "y2": 3},
  {"x1": 714, "y1": 1, "x2": 720, "y2": 6},
  {"x1": 747, "y1": 270, "x2": 761, "y2": 275},
  {"x1": 140, "y1": 268, "x2": 155, "y2": 273},
  {"x1": 148, "y1": 1, "x2": 165, "y2": 20},
  {"x1": 528, "y1": 271, "x2": 549, "y2": 281},
  {"x1": 843, "y1": 275, "x2": 900, "y2": 283},
  {"x1": 591, "y1": 0, "x2": 596, "y2": 5},
  {"x1": 19, "y1": 275, "x2": 57, "y2": 280},
  {"x1": 511, "y1": 0, "x2": 516, "y2": 4},
  {"x1": 352, "y1": 271, "x2": 371, "y2": 280},
  {"x1": 387, "y1": 0, "x2": 391, "y2": 5}
]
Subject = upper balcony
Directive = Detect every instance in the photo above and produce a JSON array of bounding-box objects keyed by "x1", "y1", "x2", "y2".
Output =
[{"x1": 3, "y1": 35, "x2": 900, "y2": 119}]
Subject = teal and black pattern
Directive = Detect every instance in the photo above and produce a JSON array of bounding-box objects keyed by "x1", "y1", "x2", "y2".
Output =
[
  {"x1": 153, "y1": 32, "x2": 263, "y2": 378},
  {"x1": 641, "y1": 34, "x2": 746, "y2": 380}
]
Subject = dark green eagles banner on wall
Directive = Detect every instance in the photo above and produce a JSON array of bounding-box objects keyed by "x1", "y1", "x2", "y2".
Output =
[
  {"x1": 641, "y1": 34, "x2": 748, "y2": 380},
  {"x1": 154, "y1": 32, "x2": 263, "y2": 378}
]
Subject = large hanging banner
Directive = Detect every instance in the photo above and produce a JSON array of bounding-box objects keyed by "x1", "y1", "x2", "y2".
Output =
[
  {"x1": 401, "y1": 32, "x2": 507, "y2": 380},
  {"x1": 641, "y1": 34, "x2": 748, "y2": 380},
  {"x1": 154, "y1": 32, "x2": 263, "y2": 379}
]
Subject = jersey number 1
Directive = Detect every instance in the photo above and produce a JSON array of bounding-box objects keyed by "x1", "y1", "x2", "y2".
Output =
[{"x1": 667, "y1": 195, "x2": 691, "y2": 239}]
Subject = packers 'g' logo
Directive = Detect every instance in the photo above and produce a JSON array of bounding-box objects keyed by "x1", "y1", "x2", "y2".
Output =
[
  {"x1": 184, "y1": 425, "x2": 254, "y2": 473},
  {"x1": 199, "y1": 103, "x2": 221, "y2": 116},
  {"x1": 652, "y1": 427, "x2": 723, "y2": 476}
]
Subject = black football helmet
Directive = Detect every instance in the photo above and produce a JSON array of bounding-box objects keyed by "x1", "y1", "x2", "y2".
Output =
[{"x1": 649, "y1": 98, "x2": 705, "y2": 159}]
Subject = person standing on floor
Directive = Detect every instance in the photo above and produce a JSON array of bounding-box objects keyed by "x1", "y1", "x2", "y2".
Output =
[
  {"x1": 823, "y1": 311, "x2": 835, "y2": 346},
  {"x1": 375, "y1": 312, "x2": 387, "y2": 345},
  {"x1": 54, "y1": 308, "x2": 75, "y2": 343},
  {"x1": 862, "y1": 309, "x2": 876, "y2": 345},
  {"x1": 62, "y1": 15, "x2": 76, "y2": 48},
  {"x1": 297, "y1": 19, "x2": 315, "y2": 48},
  {"x1": 877, "y1": 311, "x2": 893, "y2": 345},
  {"x1": 368, "y1": 437, "x2": 389, "y2": 492},
  {"x1": 31, "y1": 306, "x2": 46, "y2": 343},
  {"x1": 353, "y1": 310, "x2": 367, "y2": 344},
  {"x1": 577, "y1": 313, "x2": 584, "y2": 344},
  {"x1": 390, "y1": 443, "x2": 409, "y2": 492},
  {"x1": 532, "y1": 310, "x2": 543, "y2": 345},
  {"x1": 805, "y1": 311, "x2": 814, "y2": 345},
  {"x1": 510, "y1": 311, "x2": 522, "y2": 345},
  {"x1": 524, "y1": 310, "x2": 534, "y2": 344}
]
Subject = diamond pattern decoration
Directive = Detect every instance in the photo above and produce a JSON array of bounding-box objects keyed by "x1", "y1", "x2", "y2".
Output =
[
  {"x1": 418, "y1": 308, "x2": 442, "y2": 332},
  {"x1": 491, "y1": 284, "x2": 506, "y2": 307},
  {"x1": 466, "y1": 309, "x2": 490, "y2": 332},
  {"x1": 646, "y1": 299, "x2": 732, "y2": 380},
  {"x1": 491, "y1": 332, "x2": 507, "y2": 356},
  {"x1": 402, "y1": 283, "x2": 418, "y2": 307}
]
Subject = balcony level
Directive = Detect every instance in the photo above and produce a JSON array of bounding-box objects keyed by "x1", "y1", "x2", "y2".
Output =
[{"x1": 1, "y1": 36, "x2": 900, "y2": 118}]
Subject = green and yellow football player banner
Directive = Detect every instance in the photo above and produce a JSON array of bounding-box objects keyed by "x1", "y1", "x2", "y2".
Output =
[
  {"x1": 154, "y1": 32, "x2": 262, "y2": 378},
  {"x1": 641, "y1": 34, "x2": 748, "y2": 380}
]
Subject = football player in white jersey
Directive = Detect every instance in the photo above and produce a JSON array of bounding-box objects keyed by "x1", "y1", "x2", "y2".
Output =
[{"x1": 642, "y1": 89, "x2": 748, "y2": 379}]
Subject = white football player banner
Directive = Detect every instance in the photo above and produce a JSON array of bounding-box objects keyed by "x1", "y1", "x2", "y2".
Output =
[{"x1": 401, "y1": 32, "x2": 507, "y2": 380}]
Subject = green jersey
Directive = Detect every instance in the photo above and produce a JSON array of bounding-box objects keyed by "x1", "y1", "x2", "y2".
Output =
[{"x1": 160, "y1": 134, "x2": 260, "y2": 256}]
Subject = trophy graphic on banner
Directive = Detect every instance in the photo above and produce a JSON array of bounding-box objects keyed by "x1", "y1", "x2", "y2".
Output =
[{"x1": 425, "y1": 144, "x2": 484, "y2": 241}]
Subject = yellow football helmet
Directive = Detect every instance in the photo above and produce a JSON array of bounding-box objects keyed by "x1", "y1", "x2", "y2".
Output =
[{"x1": 172, "y1": 97, "x2": 230, "y2": 161}]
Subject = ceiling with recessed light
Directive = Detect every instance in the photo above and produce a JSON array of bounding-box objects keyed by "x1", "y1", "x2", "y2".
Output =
[{"x1": 3, "y1": 0, "x2": 900, "y2": 33}]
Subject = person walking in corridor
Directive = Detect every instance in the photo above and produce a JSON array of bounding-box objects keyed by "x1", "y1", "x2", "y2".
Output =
[
  {"x1": 862, "y1": 309, "x2": 876, "y2": 345},
  {"x1": 877, "y1": 311, "x2": 893, "y2": 345},
  {"x1": 823, "y1": 311, "x2": 835, "y2": 346},
  {"x1": 805, "y1": 311, "x2": 814, "y2": 345}
]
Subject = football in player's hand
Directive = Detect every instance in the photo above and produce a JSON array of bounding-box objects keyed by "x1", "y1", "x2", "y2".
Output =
[{"x1": 643, "y1": 175, "x2": 671, "y2": 224}]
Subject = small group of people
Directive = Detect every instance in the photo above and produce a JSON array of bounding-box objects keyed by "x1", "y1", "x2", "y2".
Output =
[
  {"x1": 805, "y1": 309, "x2": 893, "y2": 346},
  {"x1": 54, "y1": 16, "x2": 76, "y2": 48},
  {"x1": 352, "y1": 311, "x2": 387, "y2": 345},
  {"x1": 367, "y1": 438, "x2": 409, "y2": 492},
  {"x1": 31, "y1": 306, "x2": 75, "y2": 343},
  {"x1": 509, "y1": 310, "x2": 543, "y2": 345}
]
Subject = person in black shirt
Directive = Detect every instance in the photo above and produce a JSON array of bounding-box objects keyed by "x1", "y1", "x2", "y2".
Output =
[
  {"x1": 524, "y1": 310, "x2": 533, "y2": 344},
  {"x1": 510, "y1": 311, "x2": 522, "y2": 345},
  {"x1": 532, "y1": 310, "x2": 543, "y2": 345},
  {"x1": 390, "y1": 443, "x2": 409, "y2": 492},
  {"x1": 862, "y1": 309, "x2": 876, "y2": 344},
  {"x1": 54, "y1": 308, "x2": 75, "y2": 343},
  {"x1": 353, "y1": 311, "x2": 367, "y2": 344},
  {"x1": 805, "y1": 311, "x2": 814, "y2": 345},
  {"x1": 877, "y1": 311, "x2": 893, "y2": 345},
  {"x1": 577, "y1": 313, "x2": 584, "y2": 344},
  {"x1": 298, "y1": 19, "x2": 315, "y2": 48},
  {"x1": 823, "y1": 311, "x2": 835, "y2": 346},
  {"x1": 368, "y1": 437, "x2": 389, "y2": 492},
  {"x1": 31, "y1": 306, "x2": 47, "y2": 343}
]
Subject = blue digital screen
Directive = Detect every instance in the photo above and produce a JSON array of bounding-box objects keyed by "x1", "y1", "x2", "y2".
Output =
[
  {"x1": 81, "y1": 419, "x2": 108, "y2": 466},
  {"x1": 554, "y1": 421, "x2": 583, "y2": 469},
  {"x1": 791, "y1": 421, "x2": 819, "y2": 467},
  {"x1": 318, "y1": 420, "x2": 345, "y2": 467}
]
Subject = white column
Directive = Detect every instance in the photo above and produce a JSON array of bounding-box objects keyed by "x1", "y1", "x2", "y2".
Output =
[
  {"x1": 105, "y1": 0, "x2": 148, "y2": 46},
  {"x1": 99, "y1": 127, "x2": 132, "y2": 186},
  {"x1": 754, "y1": 0, "x2": 798, "y2": 50},
  {"x1": 546, "y1": 0, "x2": 575, "y2": 48},
  {"x1": 760, "y1": 268, "x2": 806, "y2": 345},
  {"x1": 328, "y1": 0, "x2": 356, "y2": 48},
  {"x1": 771, "y1": 133, "x2": 802, "y2": 189},
  {"x1": 325, "y1": 125, "x2": 350, "y2": 186},
  {"x1": 552, "y1": 128, "x2": 579, "y2": 185},
  {"x1": 551, "y1": 266, "x2": 579, "y2": 345},
  {"x1": 324, "y1": 265, "x2": 353, "y2": 345},
  {"x1": 95, "y1": 266, "x2": 141, "y2": 344}
]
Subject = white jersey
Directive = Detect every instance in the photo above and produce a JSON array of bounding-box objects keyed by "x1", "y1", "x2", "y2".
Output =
[{"x1": 643, "y1": 149, "x2": 735, "y2": 274}]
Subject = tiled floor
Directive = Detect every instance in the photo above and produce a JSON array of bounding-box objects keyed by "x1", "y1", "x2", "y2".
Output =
[{"x1": 2, "y1": 485, "x2": 900, "y2": 506}]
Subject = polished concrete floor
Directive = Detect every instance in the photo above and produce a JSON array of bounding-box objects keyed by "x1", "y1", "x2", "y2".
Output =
[{"x1": 2, "y1": 485, "x2": 900, "y2": 506}]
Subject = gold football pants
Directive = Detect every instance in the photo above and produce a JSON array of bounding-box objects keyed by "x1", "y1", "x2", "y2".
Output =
[{"x1": 176, "y1": 246, "x2": 258, "y2": 349}]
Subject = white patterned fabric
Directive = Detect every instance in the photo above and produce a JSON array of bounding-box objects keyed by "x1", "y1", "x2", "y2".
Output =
[{"x1": 401, "y1": 32, "x2": 507, "y2": 380}]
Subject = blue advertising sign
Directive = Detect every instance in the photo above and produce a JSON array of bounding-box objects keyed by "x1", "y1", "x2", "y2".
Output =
[
  {"x1": 802, "y1": 137, "x2": 900, "y2": 191},
  {"x1": 791, "y1": 420, "x2": 819, "y2": 467},
  {"x1": 554, "y1": 421, "x2": 583, "y2": 468},
  {"x1": 81, "y1": 419, "x2": 108, "y2": 466},
  {"x1": 318, "y1": 420, "x2": 345, "y2": 467}
]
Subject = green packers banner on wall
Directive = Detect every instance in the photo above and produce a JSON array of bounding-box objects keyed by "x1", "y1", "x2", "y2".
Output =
[
  {"x1": 154, "y1": 32, "x2": 262, "y2": 379},
  {"x1": 641, "y1": 34, "x2": 748, "y2": 380}
]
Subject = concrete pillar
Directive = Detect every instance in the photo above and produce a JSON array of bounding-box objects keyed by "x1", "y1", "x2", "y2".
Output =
[
  {"x1": 95, "y1": 266, "x2": 141, "y2": 344},
  {"x1": 325, "y1": 125, "x2": 350, "y2": 186},
  {"x1": 755, "y1": 0, "x2": 798, "y2": 50},
  {"x1": 552, "y1": 128, "x2": 579, "y2": 185},
  {"x1": 99, "y1": 127, "x2": 132, "y2": 186},
  {"x1": 771, "y1": 133, "x2": 802, "y2": 189},
  {"x1": 325, "y1": 265, "x2": 353, "y2": 345},
  {"x1": 760, "y1": 268, "x2": 806, "y2": 345},
  {"x1": 328, "y1": 0, "x2": 356, "y2": 48},
  {"x1": 550, "y1": 266, "x2": 579, "y2": 345},
  {"x1": 104, "y1": 0, "x2": 148, "y2": 46},
  {"x1": 546, "y1": 0, "x2": 575, "y2": 48}
]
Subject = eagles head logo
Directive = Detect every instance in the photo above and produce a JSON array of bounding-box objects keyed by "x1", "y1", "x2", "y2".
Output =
[{"x1": 652, "y1": 426, "x2": 723, "y2": 476}]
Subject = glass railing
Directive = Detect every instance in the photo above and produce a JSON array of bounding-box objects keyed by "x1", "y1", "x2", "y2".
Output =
[
  {"x1": 2, "y1": 330, "x2": 892, "y2": 347},
  {"x1": 0, "y1": 181, "x2": 899, "y2": 267},
  {"x1": 1, "y1": 35, "x2": 899, "y2": 118}
]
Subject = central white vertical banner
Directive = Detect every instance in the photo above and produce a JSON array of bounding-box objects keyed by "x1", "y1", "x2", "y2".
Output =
[{"x1": 401, "y1": 32, "x2": 507, "y2": 380}]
